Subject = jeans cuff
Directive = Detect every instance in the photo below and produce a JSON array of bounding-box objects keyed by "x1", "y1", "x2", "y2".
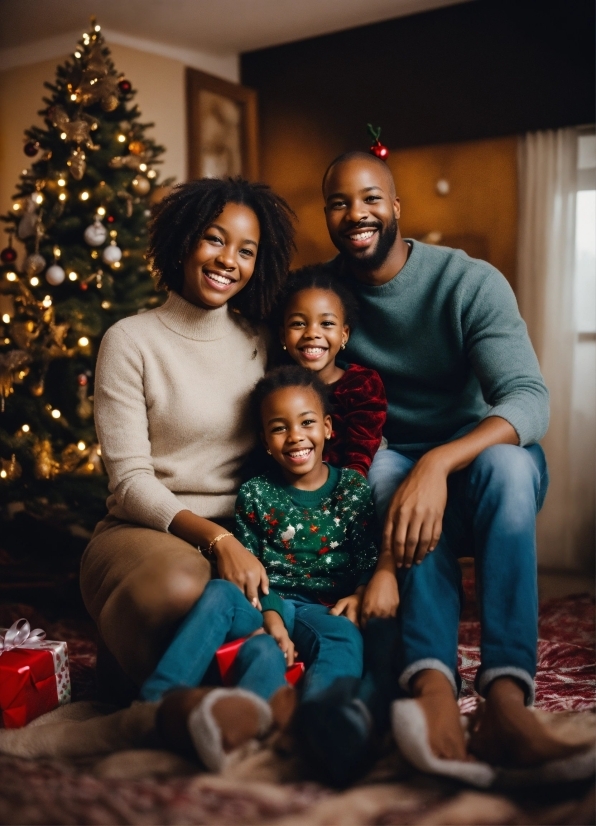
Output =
[
  {"x1": 477, "y1": 667, "x2": 535, "y2": 706},
  {"x1": 398, "y1": 658, "x2": 458, "y2": 698}
]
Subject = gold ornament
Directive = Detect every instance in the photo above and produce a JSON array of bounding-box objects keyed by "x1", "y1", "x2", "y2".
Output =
[
  {"x1": 109, "y1": 152, "x2": 150, "y2": 171},
  {"x1": 117, "y1": 190, "x2": 134, "y2": 217},
  {"x1": 33, "y1": 439, "x2": 60, "y2": 479},
  {"x1": 67, "y1": 147, "x2": 87, "y2": 180},
  {"x1": 68, "y1": 43, "x2": 120, "y2": 111},
  {"x1": 0, "y1": 454, "x2": 22, "y2": 481},
  {"x1": 75, "y1": 443, "x2": 104, "y2": 475},
  {"x1": 60, "y1": 443, "x2": 86, "y2": 473},
  {"x1": 49, "y1": 106, "x2": 99, "y2": 149},
  {"x1": 0, "y1": 350, "x2": 31, "y2": 411},
  {"x1": 128, "y1": 140, "x2": 145, "y2": 155},
  {"x1": 131, "y1": 175, "x2": 150, "y2": 196}
]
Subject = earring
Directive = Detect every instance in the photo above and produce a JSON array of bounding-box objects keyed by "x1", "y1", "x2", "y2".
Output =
[
  {"x1": 341, "y1": 343, "x2": 346, "y2": 350},
  {"x1": 266, "y1": 449, "x2": 272, "y2": 454},
  {"x1": 282, "y1": 345, "x2": 287, "y2": 351},
  {"x1": 325, "y1": 435, "x2": 331, "y2": 440}
]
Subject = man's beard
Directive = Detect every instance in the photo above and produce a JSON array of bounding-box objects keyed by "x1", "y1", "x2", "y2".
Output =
[{"x1": 342, "y1": 215, "x2": 398, "y2": 272}]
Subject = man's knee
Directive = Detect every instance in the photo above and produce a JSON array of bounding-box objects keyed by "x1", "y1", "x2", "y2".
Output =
[{"x1": 470, "y1": 444, "x2": 540, "y2": 500}]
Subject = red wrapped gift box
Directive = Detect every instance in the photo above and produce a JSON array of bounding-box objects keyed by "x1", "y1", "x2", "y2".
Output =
[
  {"x1": 0, "y1": 619, "x2": 71, "y2": 728},
  {"x1": 216, "y1": 637, "x2": 305, "y2": 687}
]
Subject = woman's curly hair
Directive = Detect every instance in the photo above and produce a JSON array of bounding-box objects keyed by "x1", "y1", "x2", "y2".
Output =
[{"x1": 148, "y1": 178, "x2": 296, "y2": 324}]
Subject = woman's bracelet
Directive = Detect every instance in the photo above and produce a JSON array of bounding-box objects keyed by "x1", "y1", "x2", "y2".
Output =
[{"x1": 201, "y1": 532, "x2": 233, "y2": 557}]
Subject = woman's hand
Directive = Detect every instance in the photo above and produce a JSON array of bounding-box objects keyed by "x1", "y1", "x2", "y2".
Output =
[
  {"x1": 329, "y1": 587, "x2": 365, "y2": 627},
  {"x1": 382, "y1": 451, "x2": 448, "y2": 569},
  {"x1": 263, "y1": 610, "x2": 296, "y2": 666},
  {"x1": 360, "y1": 569, "x2": 399, "y2": 628},
  {"x1": 214, "y1": 535, "x2": 270, "y2": 610}
]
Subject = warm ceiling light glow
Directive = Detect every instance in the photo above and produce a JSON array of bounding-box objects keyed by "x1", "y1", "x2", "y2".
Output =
[
  {"x1": 68, "y1": 271, "x2": 78, "y2": 281},
  {"x1": 2, "y1": 314, "x2": 10, "y2": 323},
  {"x1": 77, "y1": 441, "x2": 86, "y2": 450},
  {"x1": 6, "y1": 272, "x2": 18, "y2": 282},
  {"x1": 78, "y1": 336, "x2": 89, "y2": 347},
  {"x1": 30, "y1": 276, "x2": 40, "y2": 286},
  {"x1": 21, "y1": 424, "x2": 30, "y2": 433},
  {"x1": 80, "y1": 191, "x2": 90, "y2": 201},
  {"x1": 51, "y1": 409, "x2": 61, "y2": 419}
]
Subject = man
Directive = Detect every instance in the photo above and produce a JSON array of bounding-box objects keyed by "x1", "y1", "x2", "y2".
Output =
[{"x1": 321, "y1": 151, "x2": 577, "y2": 771}]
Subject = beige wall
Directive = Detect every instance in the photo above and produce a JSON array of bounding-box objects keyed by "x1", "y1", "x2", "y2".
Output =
[{"x1": 0, "y1": 43, "x2": 189, "y2": 221}]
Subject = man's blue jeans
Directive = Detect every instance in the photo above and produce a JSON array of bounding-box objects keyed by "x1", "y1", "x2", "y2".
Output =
[
  {"x1": 368, "y1": 442, "x2": 549, "y2": 704},
  {"x1": 140, "y1": 580, "x2": 364, "y2": 703}
]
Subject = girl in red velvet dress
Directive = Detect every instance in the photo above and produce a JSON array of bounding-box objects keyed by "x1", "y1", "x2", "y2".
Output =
[{"x1": 278, "y1": 266, "x2": 387, "y2": 477}]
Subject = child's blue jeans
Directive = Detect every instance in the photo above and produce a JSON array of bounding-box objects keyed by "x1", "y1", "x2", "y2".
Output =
[
  {"x1": 368, "y1": 442, "x2": 548, "y2": 704},
  {"x1": 140, "y1": 579, "x2": 365, "y2": 703}
]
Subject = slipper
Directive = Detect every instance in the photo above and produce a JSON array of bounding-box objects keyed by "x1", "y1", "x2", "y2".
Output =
[
  {"x1": 391, "y1": 699, "x2": 496, "y2": 788},
  {"x1": 187, "y1": 688, "x2": 272, "y2": 773}
]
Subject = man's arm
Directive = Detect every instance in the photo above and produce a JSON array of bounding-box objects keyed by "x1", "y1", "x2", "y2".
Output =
[{"x1": 382, "y1": 416, "x2": 518, "y2": 567}]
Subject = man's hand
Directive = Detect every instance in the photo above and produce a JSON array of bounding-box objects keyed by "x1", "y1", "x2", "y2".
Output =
[
  {"x1": 360, "y1": 569, "x2": 399, "y2": 627},
  {"x1": 263, "y1": 610, "x2": 296, "y2": 665},
  {"x1": 382, "y1": 451, "x2": 448, "y2": 569},
  {"x1": 214, "y1": 535, "x2": 269, "y2": 610},
  {"x1": 329, "y1": 588, "x2": 364, "y2": 626}
]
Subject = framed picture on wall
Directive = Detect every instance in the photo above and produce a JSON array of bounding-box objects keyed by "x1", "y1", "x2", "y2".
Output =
[{"x1": 186, "y1": 68, "x2": 259, "y2": 181}]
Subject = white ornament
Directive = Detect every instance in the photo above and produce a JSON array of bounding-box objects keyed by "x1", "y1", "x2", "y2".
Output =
[
  {"x1": 45, "y1": 264, "x2": 66, "y2": 285},
  {"x1": 102, "y1": 244, "x2": 122, "y2": 265},
  {"x1": 281, "y1": 526, "x2": 296, "y2": 542},
  {"x1": 84, "y1": 217, "x2": 107, "y2": 246}
]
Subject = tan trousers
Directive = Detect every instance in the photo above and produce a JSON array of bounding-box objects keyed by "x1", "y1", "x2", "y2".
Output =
[{"x1": 80, "y1": 515, "x2": 213, "y2": 686}]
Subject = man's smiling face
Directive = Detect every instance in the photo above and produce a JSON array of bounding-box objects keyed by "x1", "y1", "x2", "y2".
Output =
[{"x1": 323, "y1": 157, "x2": 400, "y2": 272}]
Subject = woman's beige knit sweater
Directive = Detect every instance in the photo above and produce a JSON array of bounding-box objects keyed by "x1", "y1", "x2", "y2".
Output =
[{"x1": 94, "y1": 290, "x2": 267, "y2": 532}]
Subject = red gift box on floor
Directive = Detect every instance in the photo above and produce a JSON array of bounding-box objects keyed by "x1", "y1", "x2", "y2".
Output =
[
  {"x1": 0, "y1": 619, "x2": 71, "y2": 728},
  {"x1": 216, "y1": 637, "x2": 305, "y2": 687}
]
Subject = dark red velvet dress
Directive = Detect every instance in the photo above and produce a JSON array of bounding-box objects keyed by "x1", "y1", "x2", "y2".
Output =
[{"x1": 324, "y1": 363, "x2": 387, "y2": 477}]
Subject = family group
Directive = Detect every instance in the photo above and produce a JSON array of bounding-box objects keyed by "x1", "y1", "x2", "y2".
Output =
[{"x1": 80, "y1": 151, "x2": 577, "y2": 786}]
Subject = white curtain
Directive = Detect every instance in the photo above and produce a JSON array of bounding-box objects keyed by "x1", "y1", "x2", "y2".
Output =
[{"x1": 517, "y1": 128, "x2": 593, "y2": 572}]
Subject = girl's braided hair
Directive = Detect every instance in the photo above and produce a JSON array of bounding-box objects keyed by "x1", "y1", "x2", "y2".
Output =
[{"x1": 148, "y1": 177, "x2": 296, "y2": 324}]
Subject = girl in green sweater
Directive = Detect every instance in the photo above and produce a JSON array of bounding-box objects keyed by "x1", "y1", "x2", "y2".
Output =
[{"x1": 146, "y1": 366, "x2": 399, "y2": 784}]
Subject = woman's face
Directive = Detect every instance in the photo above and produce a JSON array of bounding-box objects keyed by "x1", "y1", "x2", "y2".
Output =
[{"x1": 182, "y1": 202, "x2": 260, "y2": 310}]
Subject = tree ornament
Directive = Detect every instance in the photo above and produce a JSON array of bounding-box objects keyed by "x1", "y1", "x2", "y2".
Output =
[
  {"x1": 33, "y1": 439, "x2": 60, "y2": 480},
  {"x1": 0, "y1": 350, "x2": 31, "y2": 411},
  {"x1": 45, "y1": 264, "x2": 66, "y2": 285},
  {"x1": 102, "y1": 242, "x2": 122, "y2": 265},
  {"x1": 0, "y1": 454, "x2": 22, "y2": 481},
  {"x1": 17, "y1": 196, "x2": 40, "y2": 240},
  {"x1": 23, "y1": 141, "x2": 40, "y2": 157},
  {"x1": 84, "y1": 216, "x2": 108, "y2": 246},
  {"x1": 67, "y1": 42, "x2": 120, "y2": 110},
  {"x1": 131, "y1": 174, "x2": 150, "y2": 195},
  {"x1": 24, "y1": 252, "x2": 46, "y2": 276},
  {"x1": 0, "y1": 240, "x2": 17, "y2": 264},
  {"x1": 48, "y1": 106, "x2": 100, "y2": 149},
  {"x1": 366, "y1": 124, "x2": 389, "y2": 161},
  {"x1": 76, "y1": 373, "x2": 93, "y2": 419},
  {"x1": 118, "y1": 78, "x2": 132, "y2": 93},
  {"x1": 67, "y1": 147, "x2": 87, "y2": 180},
  {"x1": 128, "y1": 140, "x2": 145, "y2": 155}
]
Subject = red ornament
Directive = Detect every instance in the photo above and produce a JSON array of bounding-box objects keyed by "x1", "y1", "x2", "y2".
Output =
[
  {"x1": 1, "y1": 245, "x2": 17, "y2": 264},
  {"x1": 23, "y1": 141, "x2": 40, "y2": 157},
  {"x1": 366, "y1": 124, "x2": 389, "y2": 161},
  {"x1": 106, "y1": 215, "x2": 115, "y2": 223},
  {"x1": 118, "y1": 78, "x2": 132, "y2": 94},
  {"x1": 80, "y1": 281, "x2": 89, "y2": 291}
]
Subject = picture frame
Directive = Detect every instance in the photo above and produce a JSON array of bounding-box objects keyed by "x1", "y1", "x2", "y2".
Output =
[{"x1": 186, "y1": 68, "x2": 259, "y2": 181}]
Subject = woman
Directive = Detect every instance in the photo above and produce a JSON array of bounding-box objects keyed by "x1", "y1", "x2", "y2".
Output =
[{"x1": 80, "y1": 177, "x2": 295, "y2": 691}]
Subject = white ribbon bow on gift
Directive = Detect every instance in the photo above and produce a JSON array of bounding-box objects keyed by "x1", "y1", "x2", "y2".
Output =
[{"x1": 0, "y1": 618, "x2": 46, "y2": 656}]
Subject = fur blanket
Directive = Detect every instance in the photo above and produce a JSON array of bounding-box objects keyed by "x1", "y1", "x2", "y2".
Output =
[{"x1": 0, "y1": 595, "x2": 594, "y2": 825}]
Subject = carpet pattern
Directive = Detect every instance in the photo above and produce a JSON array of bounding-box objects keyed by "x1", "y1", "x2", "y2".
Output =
[{"x1": 0, "y1": 593, "x2": 594, "y2": 825}]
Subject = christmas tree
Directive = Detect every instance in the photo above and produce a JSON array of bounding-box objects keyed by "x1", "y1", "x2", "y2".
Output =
[{"x1": 0, "y1": 19, "x2": 167, "y2": 534}]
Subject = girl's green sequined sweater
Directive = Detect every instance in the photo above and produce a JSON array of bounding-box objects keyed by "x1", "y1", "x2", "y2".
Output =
[{"x1": 234, "y1": 465, "x2": 379, "y2": 616}]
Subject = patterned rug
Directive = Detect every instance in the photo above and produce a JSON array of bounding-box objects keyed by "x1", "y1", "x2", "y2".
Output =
[{"x1": 0, "y1": 593, "x2": 594, "y2": 825}]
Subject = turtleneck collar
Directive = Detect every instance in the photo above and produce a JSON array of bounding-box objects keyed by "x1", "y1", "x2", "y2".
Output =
[{"x1": 156, "y1": 290, "x2": 237, "y2": 341}]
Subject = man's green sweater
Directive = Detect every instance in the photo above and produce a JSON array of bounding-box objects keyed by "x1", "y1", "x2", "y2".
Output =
[{"x1": 334, "y1": 241, "x2": 549, "y2": 450}]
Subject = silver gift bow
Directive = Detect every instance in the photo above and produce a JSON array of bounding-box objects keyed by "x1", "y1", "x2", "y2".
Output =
[{"x1": 0, "y1": 618, "x2": 46, "y2": 655}]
